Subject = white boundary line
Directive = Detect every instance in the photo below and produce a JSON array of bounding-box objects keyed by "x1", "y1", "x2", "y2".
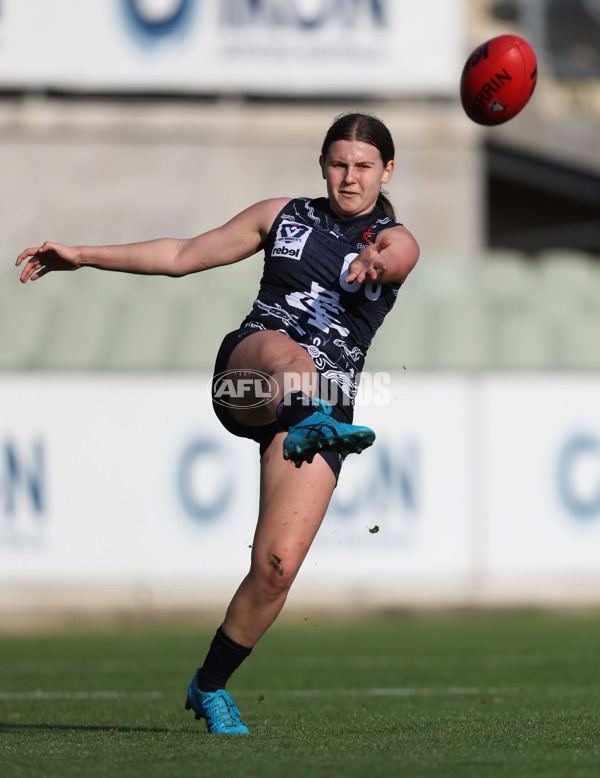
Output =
[
  {"x1": 2, "y1": 684, "x2": 596, "y2": 702},
  {"x1": 0, "y1": 687, "x2": 503, "y2": 702},
  {"x1": 280, "y1": 687, "x2": 508, "y2": 698},
  {"x1": 0, "y1": 690, "x2": 164, "y2": 701}
]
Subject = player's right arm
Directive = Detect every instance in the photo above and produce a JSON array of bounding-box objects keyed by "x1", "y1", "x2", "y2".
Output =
[{"x1": 16, "y1": 198, "x2": 289, "y2": 284}]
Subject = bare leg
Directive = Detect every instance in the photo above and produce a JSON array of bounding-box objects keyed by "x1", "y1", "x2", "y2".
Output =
[
  {"x1": 221, "y1": 430, "x2": 336, "y2": 647},
  {"x1": 186, "y1": 333, "x2": 336, "y2": 731},
  {"x1": 225, "y1": 330, "x2": 317, "y2": 427},
  {"x1": 219, "y1": 329, "x2": 338, "y2": 645}
]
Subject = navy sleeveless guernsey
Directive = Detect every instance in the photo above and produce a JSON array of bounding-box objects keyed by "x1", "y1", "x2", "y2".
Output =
[
  {"x1": 239, "y1": 197, "x2": 403, "y2": 408},
  {"x1": 212, "y1": 196, "x2": 404, "y2": 474}
]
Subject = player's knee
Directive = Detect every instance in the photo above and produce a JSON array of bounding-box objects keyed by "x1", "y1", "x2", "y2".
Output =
[
  {"x1": 273, "y1": 352, "x2": 316, "y2": 390},
  {"x1": 253, "y1": 552, "x2": 298, "y2": 601}
]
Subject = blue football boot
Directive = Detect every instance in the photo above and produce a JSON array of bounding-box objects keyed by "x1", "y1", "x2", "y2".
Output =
[
  {"x1": 185, "y1": 668, "x2": 249, "y2": 734},
  {"x1": 282, "y1": 399, "x2": 375, "y2": 467}
]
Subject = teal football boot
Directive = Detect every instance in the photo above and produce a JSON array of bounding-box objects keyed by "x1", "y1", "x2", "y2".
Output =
[
  {"x1": 282, "y1": 399, "x2": 375, "y2": 467},
  {"x1": 185, "y1": 669, "x2": 249, "y2": 734}
]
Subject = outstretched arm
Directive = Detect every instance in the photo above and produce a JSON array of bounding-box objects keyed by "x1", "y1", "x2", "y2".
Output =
[
  {"x1": 16, "y1": 198, "x2": 290, "y2": 284},
  {"x1": 344, "y1": 225, "x2": 420, "y2": 286}
]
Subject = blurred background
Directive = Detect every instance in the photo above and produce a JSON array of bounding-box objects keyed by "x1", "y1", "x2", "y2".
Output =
[{"x1": 1, "y1": 0, "x2": 599, "y2": 629}]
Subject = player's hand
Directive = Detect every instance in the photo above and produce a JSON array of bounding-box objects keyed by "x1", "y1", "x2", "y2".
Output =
[
  {"x1": 344, "y1": 239, "x2": 391, "y2": 284},
  {"x1": 16, "y1": 242, "x2": 82, "y2": 283}
]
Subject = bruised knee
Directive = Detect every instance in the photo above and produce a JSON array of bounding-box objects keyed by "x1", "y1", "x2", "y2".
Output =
[
  {"x1": 251, "y1": 551, "x2": 300, "y2": 601},
  {"x1": 269, "y1": 553, "x2": 285, "y2": 579}
]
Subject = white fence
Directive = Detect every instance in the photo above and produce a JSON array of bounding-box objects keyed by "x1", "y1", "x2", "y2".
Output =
[{"x1": 2, "y1": 372, "x2": 600, "y2": 619}]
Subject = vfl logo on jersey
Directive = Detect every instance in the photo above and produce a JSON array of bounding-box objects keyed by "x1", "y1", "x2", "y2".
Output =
[{"x1": 272, "y1": 221, "x2": 311, "y2": 260}]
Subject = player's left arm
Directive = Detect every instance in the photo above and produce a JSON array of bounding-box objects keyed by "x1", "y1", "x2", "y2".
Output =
[{"x1": 344, "y1": 225, "x2": 420, "y2": 286}]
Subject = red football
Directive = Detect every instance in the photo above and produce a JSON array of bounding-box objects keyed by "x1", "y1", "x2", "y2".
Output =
[{"x1": 460, "y1": 34, "x2": 537, "y2": 126}]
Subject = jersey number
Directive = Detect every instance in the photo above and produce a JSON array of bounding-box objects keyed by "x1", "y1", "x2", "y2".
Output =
[{"x1": 339, "y1": 253, "x2": 382, "y2": 301}]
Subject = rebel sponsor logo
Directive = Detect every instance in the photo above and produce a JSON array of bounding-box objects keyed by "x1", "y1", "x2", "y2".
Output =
[
  {"x1": 272, "y1": 221, "x2": 312, "y2": 260},
  {"x1": 272, "y1": 246, "x2": 302, "y2": 258}
]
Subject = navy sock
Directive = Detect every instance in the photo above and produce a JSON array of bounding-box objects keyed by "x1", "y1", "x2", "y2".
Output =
[
  {"x1": 196, "y1": 626, "x2": 253, "y2": 692},
  {"x1": 276, "y1": 391, "x2": 316, "y2": 430}
]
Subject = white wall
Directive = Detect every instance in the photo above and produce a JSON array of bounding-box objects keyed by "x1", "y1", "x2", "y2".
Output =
[
  {"x1": 2, "y1": 372, "x2": 600, "y2": 619},
  {"x1": 0, "y1": 98, "x2": 483, "y2": 265}
]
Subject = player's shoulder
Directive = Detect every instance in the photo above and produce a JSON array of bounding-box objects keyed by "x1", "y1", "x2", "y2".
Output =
[
  {"x1": 373, "y1": 208, "x2": 403, "y2": 230},
  {"x1": 249, "y1": 196, "x2": 332, "y2": 236},
  {"x1": 252, "y1": 197, "x2": 293, "y2": 220},
  {"x1": 232, "y1": 197, "x2": 293, "y2": 239},
  {"x1": 260, "y1": 196, "x2": 324, "y2": 227}
]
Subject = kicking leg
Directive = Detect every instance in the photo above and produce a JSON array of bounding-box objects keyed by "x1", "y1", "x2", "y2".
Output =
[{"x1": 224, "y1": 330, "x2": 375, "y2": 466}]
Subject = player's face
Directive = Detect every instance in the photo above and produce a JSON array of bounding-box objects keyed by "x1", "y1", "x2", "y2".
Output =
[{"x1": 320, "y1": 140, "x2": 393, "y2": 219}]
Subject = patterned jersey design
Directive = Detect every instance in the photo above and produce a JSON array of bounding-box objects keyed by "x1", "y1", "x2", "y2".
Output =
[{"x1": 240, "y1": 197, "x2": 403, "y2": 405}]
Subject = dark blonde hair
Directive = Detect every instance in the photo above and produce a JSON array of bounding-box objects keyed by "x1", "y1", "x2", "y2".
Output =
[{"x1": 321, "y1": 113, "x2": 396, "y2": 218}]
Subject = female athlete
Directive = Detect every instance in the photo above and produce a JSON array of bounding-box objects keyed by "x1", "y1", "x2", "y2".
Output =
[{"x1": 16, "y1": 112, "x2": 419, "y2": 734}]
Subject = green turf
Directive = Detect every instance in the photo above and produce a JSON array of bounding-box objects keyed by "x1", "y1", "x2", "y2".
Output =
[{"x1": 1, "y1": 611, "x2": 599, "y2": 778}]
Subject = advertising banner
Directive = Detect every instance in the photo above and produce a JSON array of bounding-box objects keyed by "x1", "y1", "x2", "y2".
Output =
[
  {"x1": 0, "y1": 373, "x2": 472, "y2": 597},
  {"x1": 483, "y1": 377, "x2": 600, "y2": 576},
  {"x1": 2, "y1": 372, "x2": 600, "y2": 608},
  {"x1": 0, "y1": 0, "x2": 465, "y2": 96}
]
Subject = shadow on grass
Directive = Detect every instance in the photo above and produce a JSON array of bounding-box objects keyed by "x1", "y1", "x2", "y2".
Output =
[{"x1": 0, "y1": 721, "x2": 169, "y2": 734}]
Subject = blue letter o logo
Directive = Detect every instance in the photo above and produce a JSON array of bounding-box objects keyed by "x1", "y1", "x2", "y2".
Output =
[
  {"x1": 557, "y1": 435, "x2": 600, "y2": 520},
  {"x1": 122, "y1": 0, "x2": 195, "y2": 41},
  {"x1": 178, "y1": 439, "x2": 233, "y2": 522}
]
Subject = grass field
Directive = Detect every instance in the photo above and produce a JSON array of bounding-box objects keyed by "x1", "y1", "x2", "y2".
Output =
[{"x1": 1, "y1": 611, "x2": 599, "y2": 778}]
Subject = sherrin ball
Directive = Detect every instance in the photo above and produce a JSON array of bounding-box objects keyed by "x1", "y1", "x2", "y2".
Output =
[{"x1": 460, "y1": 34, "x2": 538, "y2": 126}]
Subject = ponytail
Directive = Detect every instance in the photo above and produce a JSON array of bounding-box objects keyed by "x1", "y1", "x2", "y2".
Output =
[{"x1": 377, "y1": 191, "x2": 396, "y2": 220}]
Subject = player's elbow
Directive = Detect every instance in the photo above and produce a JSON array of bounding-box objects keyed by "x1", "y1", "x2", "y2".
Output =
[
  {"x1": 171, "y1": 239, "x2": 200, "y2": 277},
  {"x1": 398, "y1": 231, "x2": 420, "y2": 280},
  {"x1": 379, "y1": 232, "x2": 419, "y2": 284},
  {"x1": 405, "y1": 230, "x2": 420, "y2": 264}
]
